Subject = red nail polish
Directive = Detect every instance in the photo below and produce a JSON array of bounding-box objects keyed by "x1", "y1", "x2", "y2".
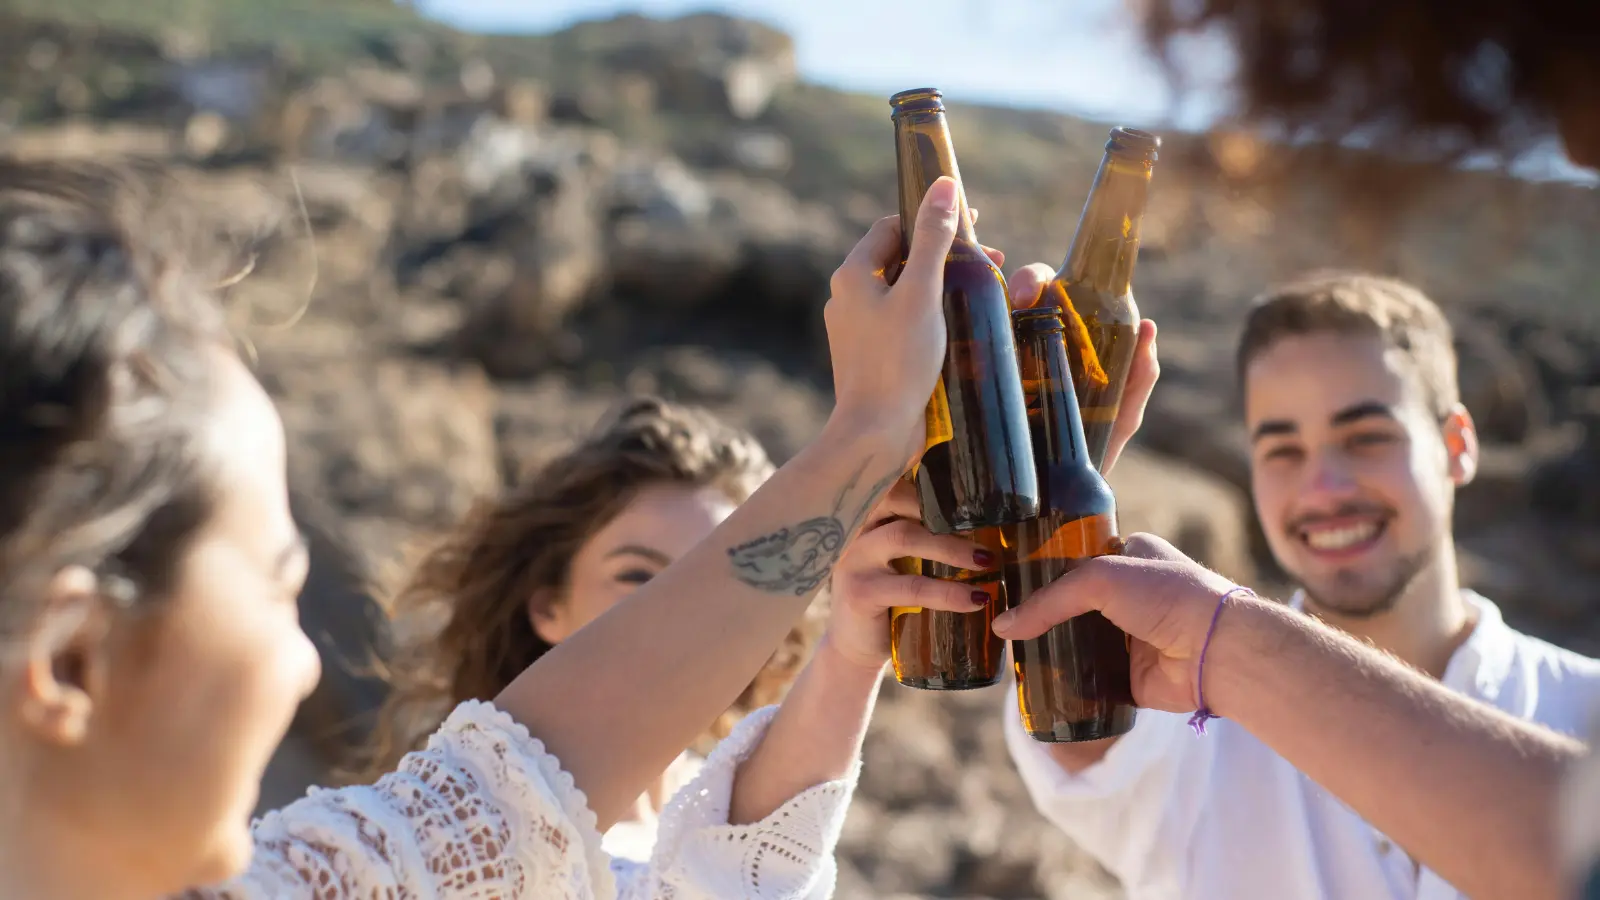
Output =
[
  {"x1": 972, "y1": 549, "x2": 996, "y2": 568},
  {"x1": 970, "y1": 590, "x2": 991, "y2": 607}
]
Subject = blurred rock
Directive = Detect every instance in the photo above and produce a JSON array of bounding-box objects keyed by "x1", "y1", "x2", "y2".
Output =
[
  {"x1": 572, "y1": 13, "x2": 798, "y2": 119},
  {"x1": 1110, "y1": 448, "x2": 1258, "y2": 584},
  {"x1": 1454, "y1": 315, "x2": 1551, "y2": 444}
]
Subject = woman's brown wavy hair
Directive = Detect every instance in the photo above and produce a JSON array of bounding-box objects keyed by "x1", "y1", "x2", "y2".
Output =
[{"x1": 358, "y1": 396, "x2": 823, "y2": 778}]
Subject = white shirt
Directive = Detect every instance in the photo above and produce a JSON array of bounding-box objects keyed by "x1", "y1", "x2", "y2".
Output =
[
  {"x1": 1004, "y1": 590, "x2": 1600, "y2": 900},
  {"x1": 183, "y1": 702, "x2": 852, "y2": 899}
]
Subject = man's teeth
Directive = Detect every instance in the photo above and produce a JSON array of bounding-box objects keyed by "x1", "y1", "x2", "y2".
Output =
[{"x1": 1305, "y1": 522, "x2": 1379, "y2": 551}]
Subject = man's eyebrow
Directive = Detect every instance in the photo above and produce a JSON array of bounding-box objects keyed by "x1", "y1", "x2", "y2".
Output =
[
  {"x1": 1330, "y1": 401, "x2": 1398, "y2": 427},
  {"x1": 1251, "y1": 419, "x2": 1297, "y2": 442}
]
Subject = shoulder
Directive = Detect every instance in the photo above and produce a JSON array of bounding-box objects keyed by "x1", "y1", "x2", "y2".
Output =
[
  {"x1": 1499, "y1": 625, "x2": 1600, "y2": 734},
  {"x1": 209, "y1": 701, "x2": 618, "y2": 900},
  {"x1": 1503, "y1": 628, "x2": 1600, "y2": 682}
]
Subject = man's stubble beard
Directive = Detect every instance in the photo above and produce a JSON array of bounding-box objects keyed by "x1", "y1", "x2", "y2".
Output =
[{"x1": 1298, "y1": 534, "x2": 1441, "y2": 621}]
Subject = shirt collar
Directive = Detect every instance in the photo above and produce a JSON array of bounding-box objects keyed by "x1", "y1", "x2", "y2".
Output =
[{"x1": 1286, "y1": 588, "x2": 1514, "y2": 701}]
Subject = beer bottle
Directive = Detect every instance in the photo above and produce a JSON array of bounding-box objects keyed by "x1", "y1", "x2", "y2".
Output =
[
  {"x1": 884, "y1": 87, "x2": 1038, "y2": 691},
  {"x1": 1039, "y1": 126, "x2": 1159, "y2": 470},
  {"x1": 1007, "y1": 307, "x2": 1136, "y2": 742}
]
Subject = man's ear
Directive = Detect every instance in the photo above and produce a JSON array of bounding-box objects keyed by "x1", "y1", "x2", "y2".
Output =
[
  {"x1": 1443, "y1": 404, "x2": 1480, "y2": 488},
  {"x1": 14, "y1": 565, "x2": 115, "y2": 747}
]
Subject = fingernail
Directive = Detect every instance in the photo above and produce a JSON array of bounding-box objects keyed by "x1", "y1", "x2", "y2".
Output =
[
  {"x1": 929, "y1": 177, "x2": 958, "y2": 212},
  {"x1": 972, "y1": 549, "x2": 996, "y2": 568},
  {"x1": 970, "y1": 590, "x2": 991, "y2": 607}
]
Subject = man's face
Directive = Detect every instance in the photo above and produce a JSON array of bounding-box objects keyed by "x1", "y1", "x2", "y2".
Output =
[{"x1": 1245, "y1": 331, "x2": 1476, "y2": 618}]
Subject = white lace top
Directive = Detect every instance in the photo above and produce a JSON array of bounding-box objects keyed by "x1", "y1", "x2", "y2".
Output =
[{"x1": 179, "y1": 700, "x2": 856, "y2": 899}]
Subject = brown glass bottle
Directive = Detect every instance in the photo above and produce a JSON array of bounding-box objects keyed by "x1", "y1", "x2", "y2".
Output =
[
  {"x1": 1006, "y1": 308, "x2": 1136, "y2": 742},
  {"x1": 1038, "y1": 127, "x2": 1159, "y2": 470},
  {"x1": 885, "y1": 87, "x2": 1037, "y2": 691}
]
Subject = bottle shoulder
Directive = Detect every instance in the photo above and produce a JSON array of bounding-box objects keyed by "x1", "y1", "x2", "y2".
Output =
[
  {"x1": 1039, "y1": 465, "x2": 1118, "y2": 522},
  {"x1": 1054, "y1": 279, "x2": 1138, "y2": 322}
]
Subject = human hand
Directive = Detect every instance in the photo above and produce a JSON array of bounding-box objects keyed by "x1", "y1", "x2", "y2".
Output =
[
  {"x1": 1007, "y1": 263, "x2": 1160, "y2": 474},
  {"x1": 822, "y1": 179, "x2": 1004, "y2": 465},
  {"x1": 824, "y1": 478, "x2": 996, "y2": 671},
  {"x1": 992, "y1": 533, "x2": 1243, "y2": 713}
]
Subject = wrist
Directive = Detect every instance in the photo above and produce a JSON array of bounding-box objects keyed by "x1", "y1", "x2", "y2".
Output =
[
  {"x1": 821, "y1": 405, "x2": 919, "y2": 465},
  {"x1": 814, "y1": 634, "x2": 889, "y2": 682},
  {"x1": 1203, "y1": 594, "x2": 1294, "y2": 722}
]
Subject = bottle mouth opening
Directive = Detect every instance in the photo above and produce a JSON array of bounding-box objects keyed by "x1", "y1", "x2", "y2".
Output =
[
  {"x1": 1013, "y1": 306, "x2": 1066, "y2": 330},
  {"x1": 1107, "y1": 126, "x2": 1162, "y2": 158},
  {"x1": 890, "y1": 88, "x2": 945, "y2": 116}
]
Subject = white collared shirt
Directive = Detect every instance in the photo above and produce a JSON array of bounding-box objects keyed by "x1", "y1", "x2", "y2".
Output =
[{"x1": 1004, "y1": 590, "x2": 1600, "y2": 900}]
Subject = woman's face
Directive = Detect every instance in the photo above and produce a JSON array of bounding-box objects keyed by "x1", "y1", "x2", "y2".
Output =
[
  {"x1": 531, "y1": 482, "x2": 739, "y2": 643},
  {"x1": 6, "y1": 351, "x2": 322, "y2": 896}
]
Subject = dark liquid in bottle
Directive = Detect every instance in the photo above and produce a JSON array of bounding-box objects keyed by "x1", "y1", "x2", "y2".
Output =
[
  {"x1": 1006, "y1": 510, "x2": 1134, "y2": 741},
  {"x1": 889, "y1": 525, "x2": 1007, "y2": 690},
  {"x1": 915, "y1": 243, "x2": 1037, "y2": 533},
  {"x1": 1049, "y1": 280, "x2": 1139, "y2": 471}
]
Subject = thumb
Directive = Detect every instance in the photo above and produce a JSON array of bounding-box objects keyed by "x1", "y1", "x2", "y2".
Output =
[
  {"x1": 991, "y1": 561, "x2": 1109, "y2": 640},
  {"x1": 899, "y1": 176, "x2": 961, "y2": 296}
]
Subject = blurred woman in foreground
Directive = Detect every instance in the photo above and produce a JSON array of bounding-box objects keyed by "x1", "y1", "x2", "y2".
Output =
[{"x1": 0, "y1": 160, "x2": 980, "y2": 899}]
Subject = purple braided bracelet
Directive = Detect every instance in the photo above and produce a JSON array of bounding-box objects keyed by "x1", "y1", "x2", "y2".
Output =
[{"x1": 1187, "y1": 586, "x2": 1257, "y2": 736}]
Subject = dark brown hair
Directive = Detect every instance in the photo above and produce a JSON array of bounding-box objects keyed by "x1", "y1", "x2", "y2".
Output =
[
  {"x1": 0, "y1": 159, "x2": 233, "y2": 648},
  {"x1": 1237, "y1": 271, "x2": 1459, "y2": 418},
  {"x1": 362, "y1": 396, "x2": 822, "y2": 777}
]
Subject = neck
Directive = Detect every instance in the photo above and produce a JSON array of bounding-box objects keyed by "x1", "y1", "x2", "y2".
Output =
[
  {"x1": 0, "y1": 772, "x2": 149, "y2": 900},
  {"x1": 1303, "y1": 541, "x2": 1476, "y2": 679}
]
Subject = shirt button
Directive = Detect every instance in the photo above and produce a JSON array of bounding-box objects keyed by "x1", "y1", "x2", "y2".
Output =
[{"x1": 1377, "y1": 838, "x2": 1393, "y2": 855}]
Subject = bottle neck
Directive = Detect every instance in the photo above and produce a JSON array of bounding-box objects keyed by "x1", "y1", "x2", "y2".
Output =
[
  {"x1": 893, "y1": 111, "x2": 981, "y2": 258},
  {"x1": 1017, "y1": 320, "x2": 1094, "y2": 471},
  {"x1": 1061, "y1": 153, "x2": 1152, "y2": 296}
]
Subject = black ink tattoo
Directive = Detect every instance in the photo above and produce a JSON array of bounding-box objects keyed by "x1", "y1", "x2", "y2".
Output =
[{"x1": 727, "y1": 456, "x2": 902, "y2": 596}]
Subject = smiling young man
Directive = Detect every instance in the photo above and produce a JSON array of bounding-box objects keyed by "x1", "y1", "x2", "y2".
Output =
[{"x1": 1001, "y1": 271, "x2": 1600, "y2": 899}]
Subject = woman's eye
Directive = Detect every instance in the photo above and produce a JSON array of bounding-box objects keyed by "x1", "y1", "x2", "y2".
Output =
[{"x1": 615, "y1": 568, "x2": 656, "y2": 586}]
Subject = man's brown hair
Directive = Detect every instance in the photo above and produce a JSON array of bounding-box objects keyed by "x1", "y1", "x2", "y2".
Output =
[{"x1": 1236, "y1": 272, "x2": 1459, "y2": 419}]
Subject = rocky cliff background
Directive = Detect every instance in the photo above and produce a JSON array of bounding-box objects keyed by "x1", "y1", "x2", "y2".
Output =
[{"x1": 3, "y1": 3, "x2": 1598, "y2": 897}]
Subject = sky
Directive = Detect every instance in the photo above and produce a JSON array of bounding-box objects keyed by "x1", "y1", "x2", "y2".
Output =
[{"x1": 422, "y1": 0, "x2": 1593, "y2": 183}]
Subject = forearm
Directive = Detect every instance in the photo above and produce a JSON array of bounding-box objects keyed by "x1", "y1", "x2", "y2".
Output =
[
  {"x1": 496, "y1": 419, "x2": 905, "y2": 829},
  {"x1": 729, "y1": 636, "x2": 882, "y2": 825},
  {"x1": 1210, "y1": 597, "x2": 1582, "y2": 900}
]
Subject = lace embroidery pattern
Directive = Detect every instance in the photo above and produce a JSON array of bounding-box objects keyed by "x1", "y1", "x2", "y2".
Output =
[
  {"x1": 644, "y1": 706, "x2": 857, "y2": 900},
  {"x1": 176, "y1": 700, "x2": 858, "y2": 899},
  {"x1": 178, "y1": 700, "x2": 613, "y2": 900}
]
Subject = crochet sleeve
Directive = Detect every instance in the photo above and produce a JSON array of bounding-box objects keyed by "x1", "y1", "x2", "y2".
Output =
[
  {"x1": 178, "y1": 700, "x2": 615, "y2": 899},
  {"x1": 613, "y1": 705, "x2": 858, "y2": 900}
]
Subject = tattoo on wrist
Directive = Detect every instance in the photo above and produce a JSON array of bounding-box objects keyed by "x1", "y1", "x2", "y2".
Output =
[{"x1": 728, "y1": 456, "x2": 901, "y2": 596}]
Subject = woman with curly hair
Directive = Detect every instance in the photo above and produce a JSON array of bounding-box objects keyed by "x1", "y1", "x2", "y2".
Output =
[{"x1": 361, "y1": 397, "x2": 829, "y2": 869}]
